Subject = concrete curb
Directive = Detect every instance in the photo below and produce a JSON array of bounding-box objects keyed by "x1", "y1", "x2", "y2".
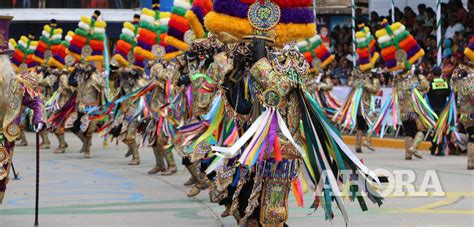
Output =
[{"x1": 342, "y1": 135, "x2": 431, "y2": 150}]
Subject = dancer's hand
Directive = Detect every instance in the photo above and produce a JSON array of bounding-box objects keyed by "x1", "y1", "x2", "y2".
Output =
[{"x1": 34, "y1": 122, "x2": 46, "y2": 133}]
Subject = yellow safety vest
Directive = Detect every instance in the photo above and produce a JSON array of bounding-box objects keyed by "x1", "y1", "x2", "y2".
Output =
[{"x1": 431, "y1": 78, "x2": 448, "y2": 90}]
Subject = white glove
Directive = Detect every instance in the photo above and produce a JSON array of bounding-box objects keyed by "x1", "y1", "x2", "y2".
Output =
[{"x1": 35, "y1": 122, "x2": 45, "y2": 133}]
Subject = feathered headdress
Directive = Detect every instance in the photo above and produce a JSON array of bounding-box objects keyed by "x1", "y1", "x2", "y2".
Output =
[
  {"x1": 68, "y1": 10, "x2": 107, "y2": 64},
  {"x1": 356, "y1": 23, "x2": 379, "y2": 72},
  {"x1": 48, "y1": 30, "x2": 76, "y2": 70},
  {"x1": 185, "y1": 0, "x2": 213, "y2": 39},
  {"x1": 33, "y1": 19, "x2": 63, "y2": 66},
  {"x1": 157, "y1": 13, "x2": 170, "y2": 46},
  {"x1": 10, "y1": 33, "x2": 39, "y2": 72},
  {"x1": 375, "y1": 19, "x2": 424, "y2": 71},
  {"x1": 297, "y1": 34, "x2": 334, "y2": 73},
  {"x1": 153, "y1": 1, "x2": 171, "y2": 59},
  {"x1": 164, "y1": 0, "x2": 192, "y2": 60},
  {"x1": 204, "y1": 0, "x2": 315, "y2": 45},
  {"x1": 134, "y1": 9, "x2": 158, "y2": 66},
  {"x1": 113, "y1": 14, "x2": 141, "y2": 68},
  {"x1": 464, "y1": 36, "x2": 474, "y2": 62}
]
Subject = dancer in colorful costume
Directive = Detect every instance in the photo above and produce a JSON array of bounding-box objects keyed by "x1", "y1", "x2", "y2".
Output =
[
  {"x1": 109, "y1": 14, "x2": 145, "y2": 165},
  {"x1": 33, "y1": 19, "x2": 64, "y2": 150},
  {"x1": 376, "y1": 19, "x2": 424, "y2": 72},
  {"x1": 147, "y1": 59, "x2": 178, "y2": 174},
  {"x1": 334, "y1": 22, "x2": 380, "y2": 153},
  {"x1": 188, "y1": 42, "x2": 247, "y2": 214},
  {"x1": 108, "y1": 10, "x2": 164, "y2": 165},
  {"x1": 297, "y1": 35, "x2": 339, "y2": 118},
  {"x1": 205, "y1": 1, "x2": 383, "y2": 226},
  {"x1": 67, "y1": 10, "x2": 107, "y2": 158},
  {"x1": 47, "y1": 31, "x2": 77, "y2": 154},
  {"x1": 143, "y1": 0, "x2": 178, "y2": 175},
  {"x1": 395, "y1": 69, "x2": 431, "y2": 160},
  {"x1": 182, "y1": 38, "x2": 241, "y2": 198},
  {"x1": 371, "y1": 19, "x2": 430, "y2": 160},
  {"x1": 453, "y1": 42, "x2": 473, "y2": 168},
  {"x1": 1, "y1": 16, "x2": 45, "y2": 203},
  {"x1": 166, "y1": 0, "x2": 217, "y2": 196},
  {"x1": 9, "y1": 33, "x2": 40, "y2": 146},
  {"x1": 182, "y1": 0, "x2": 219, "y2": 195},
  {"x1": 164, "y1": 0, "x2": 192, "y2": 60}
]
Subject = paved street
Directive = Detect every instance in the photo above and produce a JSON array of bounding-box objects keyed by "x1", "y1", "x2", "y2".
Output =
[{"x1": 0, "y1": 132, "x2": 473, "y2": 227}]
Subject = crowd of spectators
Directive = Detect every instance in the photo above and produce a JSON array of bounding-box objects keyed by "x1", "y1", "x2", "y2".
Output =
[
  {"x1": 0, "y1": 0, "x2": 138, "y2": 8},
  {"x1": 326, "y1": 0, "x2": 474, "y2": 86}
]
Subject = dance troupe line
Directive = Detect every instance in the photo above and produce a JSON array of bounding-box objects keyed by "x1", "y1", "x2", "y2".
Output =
[{"x1": 0, "y1": 0, "x2": 473, "y2": 226}]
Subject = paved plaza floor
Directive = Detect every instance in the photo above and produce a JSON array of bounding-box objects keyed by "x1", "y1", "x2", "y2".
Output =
[{"x1": 0, "y1": 132, "x2": 473, "y2": 227}]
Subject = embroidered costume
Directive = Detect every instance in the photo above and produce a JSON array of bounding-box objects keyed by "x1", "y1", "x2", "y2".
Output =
[
  {"x1": 67, "y1": 10, "x2": 107, "y2": 158},
  {"x1": 33, "y1": 19, "x2": 66, "y2": 150},
  {"x1": 371, "y1": 19, "x2": 431, "y2": 160},
  {"x1": 143, "y1": 0, "x2": 178, "y2": 175},
  {"x1": 1, "y1": 16, "x2": 45, "y2": 203},
  {"x1": 202, "y1": 1, "x2": 383, "y2": 226},
  {"x1": 451, "y1": 61, "x2": 473, "y2": 168}
]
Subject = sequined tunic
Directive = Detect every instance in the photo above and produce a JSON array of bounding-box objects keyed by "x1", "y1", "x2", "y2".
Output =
[
  {"x1": 1, "y1": 78, "x2": 44, "y2": 183},
  {"x1": 57, "y1": 73, "x2": 75, "y2": 108},
  {"x1": 77, "y1": 72, "x2": 104, "y2": 112},
  {"x1": 452, "y1": 66, "x2": 474, "y2": 127},
  {"x1": 395, "y1": 74, "x2": 429, "y2": 121},
  {"x1": 251, "y1": 57, "x2": 302, "y2": 159}
]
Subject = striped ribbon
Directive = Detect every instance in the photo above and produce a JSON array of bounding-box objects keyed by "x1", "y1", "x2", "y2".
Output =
[
  {"x1": 103, "y1": 32, "x2": 111, "y2": 102},
  {"x1": 436, "y1": 0, "x2": 442, "y2": 65},
  {"x1": 351, "y1": 0, "x2": 357, "y2": 68},
  {"x1": 433, "y1": 92, "x2": 457, "y2": 144}
]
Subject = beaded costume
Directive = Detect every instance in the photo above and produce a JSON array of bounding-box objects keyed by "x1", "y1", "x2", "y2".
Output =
[
  {"x1": 370, "y1": 19, "x2": 431, "y2": 160},
  {"x1": 1, "y1": 16, "x2": 45, "y2": 203},
  {"x1": 334, "y1": 22, "x2": 380, "y2": 153},
  {"x1": 46, "y1": 30, "x2": 77, "y2": 154},
  {"x1": 67, "y1": 10, "x2": 107, "y2": 158},
  {"x1": 203, "y1": 1, "x2": 383, "y2": 226},
  {"x1": 143, "y1": 0, "x2": 178, "y2": 175}
]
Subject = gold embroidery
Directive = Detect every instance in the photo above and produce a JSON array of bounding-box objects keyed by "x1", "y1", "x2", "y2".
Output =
[
  {"x1": 0, "y1": 146, "x2": 11, "y2": 180},
  {"x1": 0, "y1": 30, "x2": 6, "y2": 47},
  {"x1": 2, "y1": 79, "x2": 23, "y2": 142}
]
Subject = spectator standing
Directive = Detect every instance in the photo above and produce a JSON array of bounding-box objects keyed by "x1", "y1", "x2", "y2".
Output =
[
  {"x1": 114, "y1": 0, "x2": 124, "y2": 8},
  {"x1": 465, "y1": 0, "x2": 474, "y2": 32},
  {"x1": 356, "y1": 8, "x2": 368, "y2": 26},
  {"x1": 416, "y1": 4, "x2": 427, "y2": 24},
  {"x1": 414, "y1": 20, "x2": 426, "y2": 41},
  {"x1": 369, "y1": 12, "x2": 379, "y2": 32},
  {"x1": 23, "y1": 0, "x2": 31, "y2": 8},
  {"x1": 47, "y1": 0, "x2": 64, "y2": 8},
  {"x1": 445, "y1": 16, "x2": 465, "y2": 39},
  {"x1": 453, "y1": 0, "x2": 467, "y2": 22},
  {"x1": 422, "y1": 8, "x2": 436, "y2": 36},
  {"x1": 404, "y1": 7, "x2": 417, "y2": 31}
]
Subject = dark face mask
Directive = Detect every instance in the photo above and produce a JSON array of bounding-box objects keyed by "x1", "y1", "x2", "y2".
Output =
[{"x1": 252, "y1": 37, "x2": 267, "y2": 63}]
